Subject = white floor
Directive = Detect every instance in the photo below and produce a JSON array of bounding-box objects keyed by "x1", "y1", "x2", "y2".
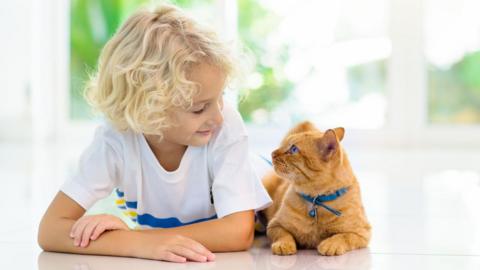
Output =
[{"x1": 1, "y1": 141, "x2": 480, "y2": 269}]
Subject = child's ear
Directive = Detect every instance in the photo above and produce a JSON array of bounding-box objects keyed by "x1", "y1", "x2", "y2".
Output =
[
  {"x1": 281, "y1": 121, "x2": 317, "y2": 145},
  {"x1": 316, "y1": 129, "x2": 339, "y2": 161}
]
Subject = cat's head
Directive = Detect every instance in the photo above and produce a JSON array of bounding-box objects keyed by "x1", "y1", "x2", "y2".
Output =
[{"x1": 271, "y1": 121, "x2": 347, "y2": 190}]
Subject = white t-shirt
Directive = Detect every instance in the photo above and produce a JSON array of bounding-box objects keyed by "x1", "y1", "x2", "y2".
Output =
[{"x1": 61, "y1": 102, "x2": 272, "y2": 228}]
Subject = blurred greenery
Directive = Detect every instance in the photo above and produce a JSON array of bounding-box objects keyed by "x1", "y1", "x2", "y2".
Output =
[
  {"x1": 71, "y1": 0, "x2": 150, "y2": 119},
  {"x1": 428, "y1": 51, "x2": 480, "y2": 124},
  {"x1": 70, "y1": 0, "x2": 214, "y2": 119},
  {"x1": 236, "y1": 0, "x2": 294, "y2": 122},
  {"x1": 70, "y1": 0, "x2": 292, "y2": 122},
  {"x1": 71, "y1": 0, "x2": 480, "y2": 125},
  {"x1": 347, "y1": 59, "x2": 387, "y2": 101}
]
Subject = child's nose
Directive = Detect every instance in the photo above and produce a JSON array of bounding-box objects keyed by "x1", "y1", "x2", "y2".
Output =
[
  {"x1": 208, "y1": 103, "x2": 223, "y2": 126},
  {"x1": 212, "y1": 107, "x2": 224, "y2": 126}
]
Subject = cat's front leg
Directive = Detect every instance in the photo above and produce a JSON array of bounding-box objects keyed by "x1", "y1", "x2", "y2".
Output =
[
  {"x1": 317, "y1": 233, "x2": 368, "y2": 256},
  {"x1": 267, "y1": 222, "x2": 297, "y2": 255}
]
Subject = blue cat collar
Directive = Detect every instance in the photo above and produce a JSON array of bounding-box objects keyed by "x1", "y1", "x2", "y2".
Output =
[{"x1": 299, "y1": 187, "x2": 348, "y2": 217}]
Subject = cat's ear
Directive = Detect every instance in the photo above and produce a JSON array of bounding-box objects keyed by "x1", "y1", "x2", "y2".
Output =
[
  {"x1": 333, "y1": 127, "x2": 345, "y2": 141},
  {"x1": 316, "y1": 129, "x2": 339, "y2": 161}
]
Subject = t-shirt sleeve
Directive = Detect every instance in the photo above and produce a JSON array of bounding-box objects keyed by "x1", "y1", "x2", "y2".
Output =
[
  {"x1": 211, "y1": 136, "x2": 272, "y2": 218},
  {"x1": 60, "y1": 126, "x2": 122, "y2": 210}
]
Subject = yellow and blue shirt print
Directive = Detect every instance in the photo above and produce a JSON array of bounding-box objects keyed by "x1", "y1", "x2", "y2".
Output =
[{"x1": 114, "y1": 188, "x2": 217, "y2": 228}]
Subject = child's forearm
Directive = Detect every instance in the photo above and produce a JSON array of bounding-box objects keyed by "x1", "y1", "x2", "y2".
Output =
[
  {"x1": 139, "y1": 210, "x2": 255, "y2": 252},
  {"x1": 38, "y1": 209, "x2": 254, "y2": 256},
  {"x1": 38, "y1": 216, "x2": 140, "y2": 257}
]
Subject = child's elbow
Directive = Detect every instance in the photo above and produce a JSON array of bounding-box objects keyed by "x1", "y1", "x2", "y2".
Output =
[
  {"x1": 224, "y1": 210, "x2": 256, "y2": 251},
  {"x1": 241, "y1": 228, "x2": 255, "y2": 250},
  {"x1": 38, "y1": 235, "x2": 51, "y2": 252},
  {"x1": 233, "y1": 220, "x2": 255, "y2": 251},
  {"x1": 37, "y1": 219, "x2": 52, "y2": 251},
  {"x1": 38, "y1": 216, "x2": 61, "y2": 252},
  {"x1": 38, "y1": 233, "x2": 49, "y2": 251}
]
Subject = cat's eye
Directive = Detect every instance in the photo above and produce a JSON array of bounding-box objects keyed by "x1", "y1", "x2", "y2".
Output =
[{"x1": 288, "y1": 144, "x2": 299, "y2": 154}]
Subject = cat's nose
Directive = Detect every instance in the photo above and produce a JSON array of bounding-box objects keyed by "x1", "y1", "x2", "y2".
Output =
[{"x1": 271, "y1": 150, "x2": 280, "y2": 159}]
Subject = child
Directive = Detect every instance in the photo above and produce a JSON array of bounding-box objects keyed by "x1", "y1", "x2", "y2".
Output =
[{"x1": 38, "y1": 4, "x2": 272, "y2": 263}]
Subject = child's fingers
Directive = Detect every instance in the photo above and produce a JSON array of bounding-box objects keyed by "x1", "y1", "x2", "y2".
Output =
[
  {"x1": 70, "y1": 215, "x2": 128, "y2": 247},
  {"x1": 72, "y1": 218, "x2": 90, "y2": 246},
  {"x1": 69, "y1": 221, "x2": 77, "y2": 238},
  {"x1": 180, "y1": 237, "x2": 215, "y2": 261},
  {"x1": 80, "y1": 220, "x2": 100, "y2": 247},
  {"x1": 206, "y1": 252, "x2": 216, "y2": 261},
  {"x1": 70, "y1": 216, "x2": 86, "y2": 238},
  {"x1": 170, "y1": 245, "x2": 207, "y2": 262},
  {"x1": 90, "y1": 223, "x2": 107, "y2": 240},
  {"x1": 162, "y1": 251, "x2": 187, "y2": 263}
]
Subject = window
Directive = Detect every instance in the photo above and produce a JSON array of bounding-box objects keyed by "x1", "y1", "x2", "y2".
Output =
[
  {"x1": 51, "y1": 0, "x2": 480, "y2": 146},
  {"x1": 425, "y1": 0, "x2": 480, "y2": 125},
  {"x1": 237, "y1": 0, "x2": 390, "y2": 130}
]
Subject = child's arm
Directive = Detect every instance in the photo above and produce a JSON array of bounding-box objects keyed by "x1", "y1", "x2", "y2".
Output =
[
  {"x1": 71, "y1": 209, "x2": 255, "y2": 252},
  {"x1": 38, "y1": 192, "x2": 214, "y2": 262},
  {"x1": 38, "y1": 192, "x2": 133, "y2": 256},
  {"x1": 138, "y1": 210, "x2": 256, "y2": 252}
]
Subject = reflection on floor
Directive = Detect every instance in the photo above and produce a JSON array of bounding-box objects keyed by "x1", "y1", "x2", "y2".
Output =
[{"x1": 1, "y1": 141, "x2": 480, "y2": 269}]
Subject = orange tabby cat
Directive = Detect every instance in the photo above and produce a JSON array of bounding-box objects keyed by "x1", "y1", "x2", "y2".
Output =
[{"x1": 260, "y1": 121, "x2": 371, "y2": 256}]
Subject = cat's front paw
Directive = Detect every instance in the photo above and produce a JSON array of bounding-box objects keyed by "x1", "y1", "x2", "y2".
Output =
[
  {"x1": 317, "y1": 235, "x2": 349, "y2": 256},
  {"x1": 271, "y1": 240, "x2": 297, "y2": 255}
]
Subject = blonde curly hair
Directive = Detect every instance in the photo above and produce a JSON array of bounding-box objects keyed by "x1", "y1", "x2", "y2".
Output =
[{"x1": 85, "y1": 4, "x2": 241, "y2": 137}]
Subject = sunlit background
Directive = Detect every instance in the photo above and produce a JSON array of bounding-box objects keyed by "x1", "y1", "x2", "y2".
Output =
[
  {"x1": 1, "y1": 1, "x2": 480, "y2": 269},
  {"x1": 2, "y1": 0, "x2": 480, "y2": 148}
]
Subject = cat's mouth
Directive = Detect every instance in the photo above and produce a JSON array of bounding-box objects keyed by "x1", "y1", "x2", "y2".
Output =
[{"x1": 272, "y1": 159, "x2": 289, "y2": 174}]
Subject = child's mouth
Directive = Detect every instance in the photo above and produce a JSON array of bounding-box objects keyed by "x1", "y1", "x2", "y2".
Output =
[{"x1": 196, "y1": 130, "x2": 211, "y2": 136}]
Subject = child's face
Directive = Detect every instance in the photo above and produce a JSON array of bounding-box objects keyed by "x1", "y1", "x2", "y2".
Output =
[{"x1": 163, "y1": 63, "x2": 226, "y2": 147}]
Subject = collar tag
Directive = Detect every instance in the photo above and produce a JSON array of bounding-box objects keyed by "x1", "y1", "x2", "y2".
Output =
[{"x1": 299, "y1": 187, "x2": 348, "y2": 218}]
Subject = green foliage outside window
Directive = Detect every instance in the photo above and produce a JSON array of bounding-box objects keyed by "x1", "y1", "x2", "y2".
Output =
[
  {"x1": 70, "y1": 0, "x2": 151, "y2": 119},
  {"x1": 71, "y1": 1, "x2": 480, "y2": 125},
  {"x1": 347, "y1": 60, "x2": 387, "y2": 101},
  {"x1": 428, "y1": 51, "x2": 480, "y2": 124},
  {"x1": 236, "y1": 0, "x2": 294, "y2": 122}
]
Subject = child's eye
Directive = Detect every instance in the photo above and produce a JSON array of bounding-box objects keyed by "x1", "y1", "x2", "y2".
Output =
[
  {"x1": 193, "y1": 108, "x2": 205, "y2": 114},
  {"x1": 192, "y1": 104, "x2": 208, "y2": 114},
  {"x1": 288, "y1": 145, "x2": 299, "y2": 154}
]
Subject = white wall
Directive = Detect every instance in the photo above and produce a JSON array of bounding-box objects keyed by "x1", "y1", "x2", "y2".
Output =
[{"x1": 0, "y1": 1, "x2": 31, "y2": 141}]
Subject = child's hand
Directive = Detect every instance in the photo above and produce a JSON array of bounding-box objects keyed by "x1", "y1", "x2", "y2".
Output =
[
  {"x1": 137, "y1": 234, "x2": 216, "y2": 263},
  {"x1": 70, "y1": 214, "x2": 129, "y2": 248}
]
